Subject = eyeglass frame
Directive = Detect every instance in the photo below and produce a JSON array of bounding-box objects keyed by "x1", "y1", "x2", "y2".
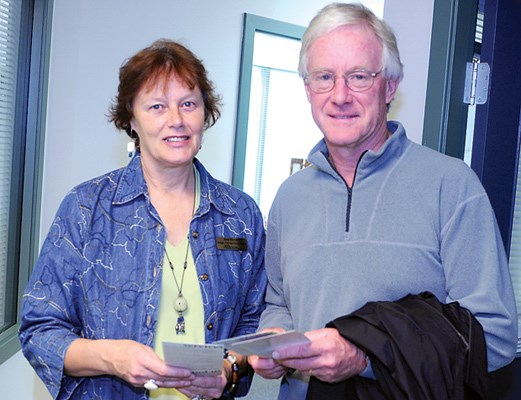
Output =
[{"x1": 304, "y1": 68, "x2": 384, "y2": 93}]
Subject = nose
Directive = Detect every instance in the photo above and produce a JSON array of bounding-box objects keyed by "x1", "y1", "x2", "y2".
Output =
[
  {"x1": 331, "y1": 75, "x2": 353, "y2": 104},
  {"x1": 167, "y1": 107, "x2": 184, "y2": 128}
]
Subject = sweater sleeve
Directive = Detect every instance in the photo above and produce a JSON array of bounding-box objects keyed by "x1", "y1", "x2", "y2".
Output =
[
  {"x1": 440, "y1": 168, "x2": 518, "y2": 371},
  {"x1": 259, "y1": 203, "x2": 295, "y2": 331}
]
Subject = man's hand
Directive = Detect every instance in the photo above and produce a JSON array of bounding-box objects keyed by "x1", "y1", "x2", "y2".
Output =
[
  {"x1": 248, "y1": 327, "x2": 288, "y2": 380},
  {"x1": 249, "y1": 354, "x2": 288, "y2": 380},
  {"x1": 271, "y1": 328, "x2": 367, "y2": 383}
]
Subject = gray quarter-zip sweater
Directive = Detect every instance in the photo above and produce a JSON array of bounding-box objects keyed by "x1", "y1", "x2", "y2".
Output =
[{"x1": 260, "y1": 121, "x2": 517, "y2": 400}]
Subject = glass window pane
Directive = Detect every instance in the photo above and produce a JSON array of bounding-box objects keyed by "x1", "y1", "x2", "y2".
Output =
[{"x1": 242, "y1": 32, "x2": 322, "y2": 218}]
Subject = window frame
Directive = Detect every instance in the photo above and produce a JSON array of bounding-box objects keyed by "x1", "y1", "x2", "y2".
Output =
[
  {"x1": 232, "y1": 13, "x2": 305, "y2": 189},
  {"x1": 0, "y1": 0, "x2": 53, "y2": 365}
]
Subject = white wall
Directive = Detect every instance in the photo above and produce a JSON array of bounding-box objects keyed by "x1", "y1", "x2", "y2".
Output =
[
  {"x1": 384, "y1": 0, "x2": 435, "y2": 144},
  {"x1": 38, "y1": 0, "x2": 385, "y2": 237},
  {"x1": 0, "y1": 0, "x2": 433, "y2": 398}
]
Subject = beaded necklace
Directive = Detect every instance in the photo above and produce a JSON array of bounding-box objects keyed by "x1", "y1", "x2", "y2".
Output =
[{"x1": 163, "y1": 172, "x2": 196, "y2": 334}]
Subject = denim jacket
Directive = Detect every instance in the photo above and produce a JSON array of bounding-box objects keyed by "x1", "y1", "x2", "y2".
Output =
[{"x1": 19, "y1": 154, "x2": 267, "y2": 400}]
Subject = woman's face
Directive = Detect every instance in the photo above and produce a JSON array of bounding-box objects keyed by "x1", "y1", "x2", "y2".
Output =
[{"x1": 130, "y1": 74, "x2": 205, "y2": 171}]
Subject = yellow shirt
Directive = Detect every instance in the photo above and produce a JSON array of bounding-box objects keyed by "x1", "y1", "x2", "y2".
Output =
[{"x1": 151, "y1": 170, "x2": 204, "y2": 399}]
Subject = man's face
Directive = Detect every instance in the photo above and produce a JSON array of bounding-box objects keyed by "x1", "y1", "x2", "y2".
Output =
[{"x1": 304, "y1": 23, "x2": 398, "y2": 154}]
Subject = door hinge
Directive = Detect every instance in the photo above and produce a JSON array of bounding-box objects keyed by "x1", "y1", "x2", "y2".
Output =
[{"x1": 463, "y1": 61, "x2": 490, "y2": 105}]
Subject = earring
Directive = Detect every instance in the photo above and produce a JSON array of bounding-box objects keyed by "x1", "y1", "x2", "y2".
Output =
[
  {"x1": 127, "y1": 141, "x2": 135, "y2": 158},
  {"x1": 127, "y1": 128, "x2": 137, "y2": 158}
]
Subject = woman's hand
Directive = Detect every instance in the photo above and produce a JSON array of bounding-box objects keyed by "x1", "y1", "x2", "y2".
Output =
[
  {"x1": 177, "y1": 367, "x2": 229, "y2": 400},
  {"x1": 64, "y1": 338, "x2": 194, "y2": 388},
  {"x1": 178, "y1": 350, "x2": 247, "y2": 400}
]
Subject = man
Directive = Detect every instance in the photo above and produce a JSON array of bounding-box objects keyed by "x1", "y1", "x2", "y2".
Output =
[{"x1": 249, "y1": 3, "x2": 517, "y2": 399}]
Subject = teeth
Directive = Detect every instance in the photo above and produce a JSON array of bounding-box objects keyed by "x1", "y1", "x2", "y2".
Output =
[{"x1": 165, "y1": 137, "x2": 188, "y2": 142}]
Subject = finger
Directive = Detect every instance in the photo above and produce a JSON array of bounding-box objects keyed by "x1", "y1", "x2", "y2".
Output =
[
  {"x1": 190, "y1": 375, "x2": 224, "y2": 390},
  {"x1": 252, "y1": 356, "x2": 278, "y2": 368},
  {"x1": 256, "y1": 369, "x2": 285, "y2": 379},
  {"x1": 248, "y1": 354, "x2": 260, "y2": 368},
  {"x1": 145, "y1": 372, "x2": 194, "y2": 388},
  {"x1": 271, "y1": 341, "x2": 314, "y2": 360},
  {"x1": 274, "y1": 354, "x2": 321, "y2": 372},
  {"x1": 161, "y1": 365, "x2": 194, "y2": 379},
  {"x1": 156, "y1": 379, "x2": 194, "y2": 389},
  {"x1": 256, "y1": 363, "x2": 287, "y2": 379},
  {"x1": 178, "y1": 386, "x2": 221, "y2": 400}
]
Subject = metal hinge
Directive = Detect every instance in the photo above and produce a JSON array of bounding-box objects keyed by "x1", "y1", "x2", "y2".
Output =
[{"x1": 463, "y1": 61, "x2": 490, "y2": 105}]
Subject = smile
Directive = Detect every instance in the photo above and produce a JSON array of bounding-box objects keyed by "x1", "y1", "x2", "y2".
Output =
[
  {"x1": 331, "y1": 115, "x2": 357, "y2": 119},
  {"x1": 164, "y1": 136, "x2": 189, "y2": 142}
]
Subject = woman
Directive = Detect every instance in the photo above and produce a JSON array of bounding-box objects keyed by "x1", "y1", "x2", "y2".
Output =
[{"x1": 19, "y1": 39, "x2": 267, "y2": 400}]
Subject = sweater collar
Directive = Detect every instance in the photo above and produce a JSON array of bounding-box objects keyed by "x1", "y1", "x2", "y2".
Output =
[{"x1": 307, "y1": 121, "x2": 409, "y2": 181}]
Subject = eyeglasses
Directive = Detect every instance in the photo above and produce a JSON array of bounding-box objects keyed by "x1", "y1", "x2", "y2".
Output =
[{"x1": 305, "y1": 69, "x2": 383, "y2": 93}]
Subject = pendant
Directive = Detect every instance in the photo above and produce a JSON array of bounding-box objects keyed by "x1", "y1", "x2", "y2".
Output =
[
  {"x1": 175, "y1": 315, "x2": 185, "y2": 334},
  {"x1": 174, "y1": 295, "x2": 188, "y2": 312},
  {"x1": 174, "y1": 295, "x2": 187, "y2": 334}
]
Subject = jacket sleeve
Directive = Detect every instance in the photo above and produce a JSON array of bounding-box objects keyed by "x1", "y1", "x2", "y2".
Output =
[
  {"x1": 233, "y1": 197, "x2": 268, "y2": 337},
  {"x1": 223, "y1": 195, "x2": 268, "y2": 398},
  {"x1": 18, "y1": 191, "x2": 86, "y2": 399}
]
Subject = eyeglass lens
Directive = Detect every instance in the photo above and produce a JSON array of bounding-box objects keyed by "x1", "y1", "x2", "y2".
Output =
[{"x1": 308, "y1": 71, "x2": 375, "y2": 92}]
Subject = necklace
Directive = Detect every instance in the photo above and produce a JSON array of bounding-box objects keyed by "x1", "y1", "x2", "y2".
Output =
[
  {"x1": 164, "y1": 239, "x2": 191, "y2": 334},
  {"x1": 163, "y1": 171, "x2": 196, "y2": 334}
]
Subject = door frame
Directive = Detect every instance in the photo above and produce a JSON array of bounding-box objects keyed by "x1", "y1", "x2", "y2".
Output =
[
  {"x1": 422, "y1": 0, "x2": 478, "y2": 158},
  {"x1": 471, "y1": 0, "x2": 521, "y2": 253}
]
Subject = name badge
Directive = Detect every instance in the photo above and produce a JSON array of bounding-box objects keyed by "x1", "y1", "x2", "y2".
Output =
[{"x1": 217, "y1": 237, "x2": 247, "y2": 251}]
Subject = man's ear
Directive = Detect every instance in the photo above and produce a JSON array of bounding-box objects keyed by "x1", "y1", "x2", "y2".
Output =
[
  {"x1": 385, "y1": 78, "x2": 399, "y2": 104},
  {"x1": 304, "y1": 81, "x2": 312, "y2": 102}
]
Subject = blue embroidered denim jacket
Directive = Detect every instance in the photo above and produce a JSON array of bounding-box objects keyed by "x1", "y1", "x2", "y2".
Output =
[{"x1": 19, "y1": 154, "x2": 267, "y2": 400}]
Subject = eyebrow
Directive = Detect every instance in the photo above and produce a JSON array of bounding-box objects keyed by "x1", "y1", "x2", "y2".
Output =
[{"x1": 312, "y1": 66, "x2": 375, "y2": 72}]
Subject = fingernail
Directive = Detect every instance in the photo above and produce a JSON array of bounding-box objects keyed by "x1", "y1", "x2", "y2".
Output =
[{"x1": 272, "y1": 351, "x2": 280, "y2": 359}]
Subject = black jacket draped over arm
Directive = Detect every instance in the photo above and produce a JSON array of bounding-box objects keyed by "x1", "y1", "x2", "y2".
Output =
[{"x1": 306, "y1": 292, "x2": 488, "y2": 400}]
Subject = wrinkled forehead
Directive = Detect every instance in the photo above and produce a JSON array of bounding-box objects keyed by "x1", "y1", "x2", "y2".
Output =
[{"x1": 307, "y1": 23, "x2": 383, "y2": 71}]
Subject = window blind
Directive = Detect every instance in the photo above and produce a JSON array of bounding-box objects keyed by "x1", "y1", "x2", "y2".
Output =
[
  {"x1": 252, "y1": 66, "x2": 270, "y2": 205},
  {"x1": 0, "y1": 0, "x2": 22, "y2": 330}
]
